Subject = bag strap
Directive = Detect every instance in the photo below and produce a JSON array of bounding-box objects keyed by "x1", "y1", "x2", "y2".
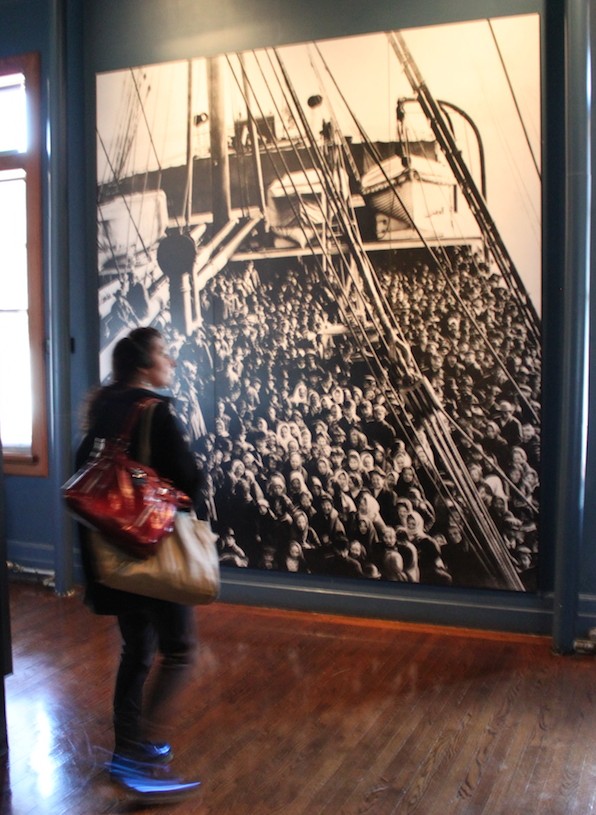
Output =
[
  {"x1": 137, "y1": 399, "x2": 160, "y2": 466},
  {"x1": 110, "y1": 397, "x2": 160, "y2": 457},
  {"x1": 136, "y1": 398, "x2": 193, "y2": 510}
]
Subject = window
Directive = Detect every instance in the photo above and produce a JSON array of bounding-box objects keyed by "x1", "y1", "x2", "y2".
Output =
[{"x1": 0, "y1": 53, "x2": 47, "y2": 476}]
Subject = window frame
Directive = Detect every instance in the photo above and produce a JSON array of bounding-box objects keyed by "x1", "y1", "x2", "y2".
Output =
[{"x1": 0, "y1": 52, "x2": 48, "y2": 477}]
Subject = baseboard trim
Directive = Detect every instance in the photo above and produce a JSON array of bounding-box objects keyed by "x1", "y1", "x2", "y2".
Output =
[{"x1": 219, "y1": 570, "x2": 555, "y2": 636}]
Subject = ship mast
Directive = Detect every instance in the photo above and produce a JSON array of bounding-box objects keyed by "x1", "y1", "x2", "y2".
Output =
[{"x1": 207, "y1": 55, "x2": 232, "y2": 231}]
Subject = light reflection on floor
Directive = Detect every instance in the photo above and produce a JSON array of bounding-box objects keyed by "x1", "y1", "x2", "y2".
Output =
[{"x1": 3, "y1": 687, "x2": 108, "y2": 815}]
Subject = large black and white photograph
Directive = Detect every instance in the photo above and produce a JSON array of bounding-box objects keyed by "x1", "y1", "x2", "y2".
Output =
[{"x1": 96, "y1": 15, "x2": 541, "y2": 591}]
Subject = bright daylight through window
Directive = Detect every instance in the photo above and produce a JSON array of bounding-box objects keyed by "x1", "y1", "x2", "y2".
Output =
[{"x1": 0, "y1": 54, "x2": 47, "y2": 475}]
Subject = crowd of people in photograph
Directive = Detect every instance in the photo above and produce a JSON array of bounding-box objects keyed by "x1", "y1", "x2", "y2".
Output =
[{"x1": 163, "y1": 246, "x2": 540, "y2": 591}]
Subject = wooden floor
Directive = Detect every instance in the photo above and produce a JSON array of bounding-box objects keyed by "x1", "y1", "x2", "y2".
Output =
[{"x1": 2, "y1": 580, "x2": 596, "y2": 815}]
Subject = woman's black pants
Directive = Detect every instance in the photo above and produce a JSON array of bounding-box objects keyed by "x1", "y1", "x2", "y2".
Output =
[{"x1": 113, "y1": 599, "x2": 196, "y2": 751}]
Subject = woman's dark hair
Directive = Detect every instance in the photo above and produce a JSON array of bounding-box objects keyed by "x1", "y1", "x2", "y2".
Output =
[{"x1": 112, "y1": 327, "x2": 162, "y2": 384}]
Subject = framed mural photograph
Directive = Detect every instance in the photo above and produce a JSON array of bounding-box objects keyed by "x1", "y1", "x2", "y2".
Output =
[{"x1": 95, "y1": 14, "x2": 541, "y2": 592}]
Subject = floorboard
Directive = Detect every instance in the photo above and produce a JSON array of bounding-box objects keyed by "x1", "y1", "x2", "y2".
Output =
[{"x1": 2, "y1": 580, "x2": 596, "y2": 815}]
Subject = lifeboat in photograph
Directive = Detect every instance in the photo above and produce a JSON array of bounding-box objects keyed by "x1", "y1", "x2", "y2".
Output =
[
  {"x1": 359, "y1": 154, "x2": 461, "y2": 241},
  {"x1": 97, "y1": 189, "x2": 169, "y2": 274},
  {"x1": 266, "y1": 166, "x2": 349, "y2": 248}
]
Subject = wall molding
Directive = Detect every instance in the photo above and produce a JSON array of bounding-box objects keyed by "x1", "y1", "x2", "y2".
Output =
[{"x1": 219, "y1": 570, "x2": 554, "y2": 636}]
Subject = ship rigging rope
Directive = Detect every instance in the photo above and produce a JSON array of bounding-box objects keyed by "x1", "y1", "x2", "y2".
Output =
[
  {"x1": 128, "y1": 69, "x2": 167, "y2": 206},
  {"x1": 307, "y1": 45, "x2": 513, "y2": 356},
  {"x1": 97, "y1": 130, "x2": 153, "y2": 264},
  {"x1": 439, "y1": 401, "x2": 538, "y2": 516},
  {"x1": 392, "y1": 387, "x2": 522, "y2": 586},
  {"x1": 127, "y1": 67, "x2": 185, "y2": 231},
  {"x1": 312, "y1": 46, "x2": 487, "y2": 267},
  {"x1": 227, "y1": 51, "x2": 422, "y2": 388},
  {"x1": 240, "y1": 49, "x2": 529, "y2": 458},
  {"x1": 487, "y1": 19, "x2": 541, "y2": 181},
  {"x1": 244, "y1": 40, "x2": 478, "y2": 392},
  {"x1": 107, "y1": 72, "x2": 138, "y2": 185},
  {"x1": 270, "y1": 48, "x2": 419, "y2": 369},
  {"x1": 227, "y1": 49, "x2": 523, "y2": 588},
  {"x1": 282, "y1": 49, "x2": 522, "y2": 585},
  {"x1": 241, "y1": 53, "x2": 512, "y2": 450},
  {"x1": 387, "y1": 30, "x2": 541, "y2": 345},
  {"x1": 225, "y1": 57, "x2": 426, "y2": 496},
  {"x1": 313, "y1": 36, "x2": 538, "y2": 348},
  {"x1": 390, "y1": 378, "x2": 526, "y2": 571},
  {"x1": 98, "y1": 68, "x2": 182, "y2": 237},
  {"x1": 310, "y1": 42, "x2": 540, "y2": 422},
  {"x1": 226, "y1": 51, "x2": 407, "y2": 375},
  {"x1": 305, "y1": 44, "x2": 362, "y2": 184},
  {"x1": 312, "y1": 40, "x2": 479, "y2": 257},
  {"x1": 229, "y1": 44, "x2": 540, "y2": 504}
]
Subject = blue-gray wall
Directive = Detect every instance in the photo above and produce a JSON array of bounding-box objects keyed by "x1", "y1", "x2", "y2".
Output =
[{"x1": 1, "y1": 0, "x2": 593, "y2": 649}]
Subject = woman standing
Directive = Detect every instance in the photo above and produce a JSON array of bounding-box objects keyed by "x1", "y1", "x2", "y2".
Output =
[{"x1": 75, "y1": 327, "x2": 205, "y2": 799}]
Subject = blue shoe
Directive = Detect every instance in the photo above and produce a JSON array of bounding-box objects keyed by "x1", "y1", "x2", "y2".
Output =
[
  {"x1": 111, "y1": 767, "x2": 201, "y2": 803},
  {"x1": 109, "y1": 753, "x2": 162, "y2": 778},
  {"x1": 112, "y1": 740, "x2": 173, "y2": 765},
  {"x1": 138, "y1": 741, "x2": 173, "y2": 762}
]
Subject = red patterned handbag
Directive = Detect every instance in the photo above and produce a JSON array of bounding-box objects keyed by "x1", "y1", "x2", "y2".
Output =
[{"x1": 62, "y1": 399, "x2": 190, "y2": 558}]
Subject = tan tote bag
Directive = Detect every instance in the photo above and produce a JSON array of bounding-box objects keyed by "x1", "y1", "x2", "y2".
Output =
[{"x1": 90, "y1": 510, "x2": 220, "y2": 605}]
